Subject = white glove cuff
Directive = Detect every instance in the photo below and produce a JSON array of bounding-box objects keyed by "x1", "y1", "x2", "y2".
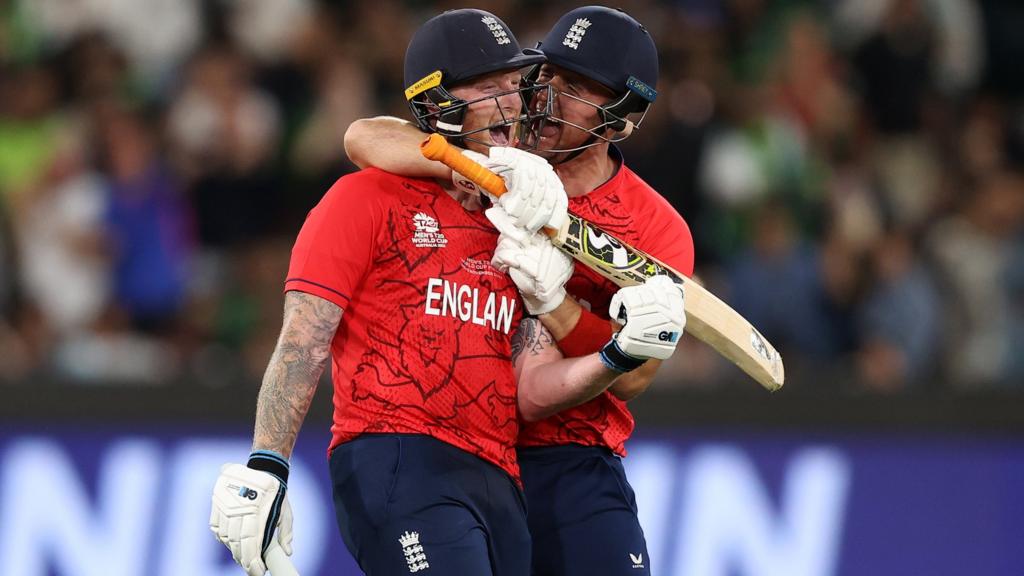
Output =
[{"x1": 524, "y1": 287, "x2": 565, "y2": 315}]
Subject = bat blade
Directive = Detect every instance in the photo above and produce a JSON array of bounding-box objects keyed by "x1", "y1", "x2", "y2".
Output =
[
  {"x1": 553, "y1": 213, "x2": 784, "y2": 391},
  {"x1": 554, "y1": 213, "x2": 685, "y2": 285},
  {"x1": 421, "y1": 134, "x2": 784, "y2": 391}
]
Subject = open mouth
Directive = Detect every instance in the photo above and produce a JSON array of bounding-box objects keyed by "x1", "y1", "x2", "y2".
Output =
[
  {"x1": 539, "y1": 118, "x2": 560, "y2": 140},
  {"x1": 489, "y1": 124, "x2": 512, "y2": 146}
]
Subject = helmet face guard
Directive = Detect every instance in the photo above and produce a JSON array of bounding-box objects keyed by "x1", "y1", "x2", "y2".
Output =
[
  {"x1": 408, "y1": 78, "x2": 552, "y2": 148},
  {"x1": 518, "y1": 81, "x2": 652, "y2": 154}
]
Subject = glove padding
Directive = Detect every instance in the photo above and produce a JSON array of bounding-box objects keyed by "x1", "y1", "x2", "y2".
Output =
[
  {"x1": 210, "y1": 464, "x2": 293, "y2": 576},
  {"x1": 457, "y1": 147, "x2": 568, "y2": 232},
  {"x1": 488, "y1": 206, "x2": 574, "y2": 315},
  {"x1": 609, "y1": 275, "x2": 686, "y2": 361}
]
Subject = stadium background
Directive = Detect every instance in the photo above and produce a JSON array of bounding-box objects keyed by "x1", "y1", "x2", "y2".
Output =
[{"x1": 2, "y1": 0, "x2": 1023, "y2": 574}]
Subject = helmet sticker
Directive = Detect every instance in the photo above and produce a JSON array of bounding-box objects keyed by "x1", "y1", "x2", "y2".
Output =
[
  {"x1": 625, "y1": 76, "x2": 657, "y2": 103},
  {"x1": 405, "y1": 71, "x2": 443, "y2": 101}
]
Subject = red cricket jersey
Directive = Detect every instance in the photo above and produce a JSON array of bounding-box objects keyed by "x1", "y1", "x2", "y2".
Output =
[
  {"x1": 517, "y1": 154, "x2": 695, "y2": 456},
  {"x1": 286, "y1": 168, "x2": 525, "y2": 479}
]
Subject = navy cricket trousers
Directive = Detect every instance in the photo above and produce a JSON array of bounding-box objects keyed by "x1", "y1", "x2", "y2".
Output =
[
  {"x1": 518, "y1": 444, "x2": 651, "y2": 576},
  {"x1": 330, "y1": 434, "x2": 531, "y2": 575}
]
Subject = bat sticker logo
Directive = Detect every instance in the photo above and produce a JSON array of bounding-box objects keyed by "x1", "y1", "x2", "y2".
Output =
[
  {"x1": 582, "y1": 225, "x2": 641, "y2": 269},
  {"x1": 749, "y1": 329, "x2": 774, "y2": 363}
]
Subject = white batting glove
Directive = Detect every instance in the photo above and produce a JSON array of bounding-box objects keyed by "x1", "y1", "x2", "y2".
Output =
[
  {"x1": 211, "y1": 460, "x2": 293, "y2": 576},
  {"x1": 488, "y1": 206, "x2": 574, "y2": 315},
  {"x1": 485, "y1": 147, "x2": 568, "y2": 232},
  {"x1": 608, "y1": 275, "x2": 686, "y2": 361}
]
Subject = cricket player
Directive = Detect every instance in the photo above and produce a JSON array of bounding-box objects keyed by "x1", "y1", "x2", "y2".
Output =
[
  {"x1": 344, "y1": 7, "x2": 695, "y2": 575},
  {"x1": 209, "y1": 9, "x2": 685, "y2": 576}
]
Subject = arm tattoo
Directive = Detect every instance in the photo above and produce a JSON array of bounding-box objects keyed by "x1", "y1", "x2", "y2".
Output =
[
  {"x1": 510, "y1": 320, "x2": 530, "y2": 364},
  {"x1": 511, "y1": 318, "x2": 555, "y2": 365},
  {"x1": 253, "y1": 291, "x2": 342, "y2": 457}
]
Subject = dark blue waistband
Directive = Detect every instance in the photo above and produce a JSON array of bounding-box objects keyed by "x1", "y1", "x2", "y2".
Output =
[{"x1": 516, "y1": 443, "x2": 616, "y2": 462}]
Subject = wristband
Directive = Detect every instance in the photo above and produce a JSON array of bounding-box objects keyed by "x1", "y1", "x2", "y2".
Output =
[
  {"x1": 599, "y1": 338, "x2": 646, "y2": 373},
  {"x1": 247, "y1": 450, "x2": 290, "y2": 486},
  {"x1": 557, "y1": 307, "x2": 613, "y2": 358}
]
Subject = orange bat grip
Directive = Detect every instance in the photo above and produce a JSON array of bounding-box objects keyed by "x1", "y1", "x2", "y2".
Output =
[
  {"x1": 420, "y1": 133, "x2": 508, "y2": 198},
  {"x1": 420, "y1": 133, "x2": 558, "y2": 239}
]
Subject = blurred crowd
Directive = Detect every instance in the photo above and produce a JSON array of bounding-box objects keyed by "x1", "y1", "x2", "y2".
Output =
[{"x1": 1, "y1": 0, "x2": 1023, "y2": 393}]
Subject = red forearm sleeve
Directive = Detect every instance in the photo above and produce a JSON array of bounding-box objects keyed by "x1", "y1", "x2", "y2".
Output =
[{"x1": 556, "y1": 307, "x2": 613, "y2": 358}]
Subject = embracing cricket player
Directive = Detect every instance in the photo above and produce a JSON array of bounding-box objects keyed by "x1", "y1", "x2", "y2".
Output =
[
  {"x1": 345, "y1": 6, "x2": 698, "y2": 575},
  {"x1": 210, "y1": 7, "x2": 687, "y2": 576}
]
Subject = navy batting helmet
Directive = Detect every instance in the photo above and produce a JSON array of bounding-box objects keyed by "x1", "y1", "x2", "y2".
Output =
[
  {"x1": 404, "y1": 9, "x2": 546, "y2": 146},
  {"x1": 523, "y1": 6, "x2": 658, "y2": 151}
]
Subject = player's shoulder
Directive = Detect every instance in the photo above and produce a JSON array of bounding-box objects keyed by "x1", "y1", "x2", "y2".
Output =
[
  {"x1": 618, "y1": 165, "x2": 685, "y2": 219},
  {"x1": 331, "y1": 167, "x2": 430, "y2": 191},
  {"x1": 617, "y1": 165, "x2": 658, "y2": 196},
  {"x1": 325, "y1": 168, "x2": 440, "y2": 203},
  {"x1": 618, "y1": 163, "x2": 695, "y2": 275}
]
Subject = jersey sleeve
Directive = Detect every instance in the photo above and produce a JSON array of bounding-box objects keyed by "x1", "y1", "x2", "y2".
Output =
[
  {"x1": 640, "y1": 195, "x2": 695, "y2": 278},
  {"x1": 285, "y1": 173, "x2": 382, "y2": 309}
]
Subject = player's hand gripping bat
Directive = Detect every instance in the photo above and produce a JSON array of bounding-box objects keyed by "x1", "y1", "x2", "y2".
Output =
[{"x1": 421, "y1": 133, "x2": 784, "y2": 391}]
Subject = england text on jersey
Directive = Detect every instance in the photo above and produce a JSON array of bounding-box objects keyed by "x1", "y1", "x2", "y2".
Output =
[{"x1": 424, "y1": 278, "x2": 517, "y2": 334}]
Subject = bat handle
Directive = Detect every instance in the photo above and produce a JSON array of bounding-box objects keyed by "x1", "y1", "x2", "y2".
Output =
[
  {"x1": 420, "y1": 133, "x2": 559, "y2": 239},
  {"x1": 420, "y1": 133, "x2": 508, "y2": 198},
  {"x1": 265, "y1": 541, "x2": 299, "y2": 576}
]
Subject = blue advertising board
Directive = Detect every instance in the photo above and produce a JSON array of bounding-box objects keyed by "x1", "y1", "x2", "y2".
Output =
[{"x1": 1, "y1": 424, "x2": 1021, "y2": 576}]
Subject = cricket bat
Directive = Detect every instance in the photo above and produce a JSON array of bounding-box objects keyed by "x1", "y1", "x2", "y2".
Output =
[
  {"x1": 421, "y1": 133, "x2": 784, "y2": 391},
  {"x1": 266, "y1": 540, "x2": 299, "y2": 576}
]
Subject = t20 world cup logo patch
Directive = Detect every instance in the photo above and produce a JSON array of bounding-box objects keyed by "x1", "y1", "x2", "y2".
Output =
[{"x1": 411, "y1": 212, "x2": 447, "y2": 248}]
